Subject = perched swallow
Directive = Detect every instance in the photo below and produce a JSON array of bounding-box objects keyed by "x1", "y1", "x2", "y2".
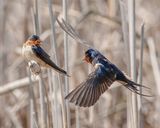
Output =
[
  {"x1": 22, "y1": 34, "x2": 68, "y2": 76},
  {"x1": 57, "y1": 18, "x2": 151, "y2": 107}
]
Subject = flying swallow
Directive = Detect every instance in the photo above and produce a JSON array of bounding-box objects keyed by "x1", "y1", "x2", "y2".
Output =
[
  {"x1": 22, "y1": 34, "x2": 69, "y2": 76},
  {"x1": 57, "y1": 18, "x2": 151, "y2": 107}
]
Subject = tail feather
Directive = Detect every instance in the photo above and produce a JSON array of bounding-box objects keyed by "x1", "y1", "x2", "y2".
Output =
[
  {"x1": 51, "y1": 65, "x2": 70, "y2": 77},
  {"x1": 122, "y1": 78, "x2": 152, "y2": 97},
  {"x1": 126, "y1": 80, "x2": 150, "y2": 89},
  {"x1": 124, "y1": 84, "x2": 152, "y2": 97}
]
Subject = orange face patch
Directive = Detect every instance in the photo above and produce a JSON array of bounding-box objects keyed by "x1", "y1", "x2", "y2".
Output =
[
  {"x1": 25, "y1": 39, "x2": 41, "y2": 45},
  {"x1": 83, "y1": 56, "x2": 91, "y2": 63}
]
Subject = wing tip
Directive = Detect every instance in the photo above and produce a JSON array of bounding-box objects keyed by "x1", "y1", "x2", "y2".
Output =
[{"x1": 65, "y1": 86, "x2": 100, "y2": 107}]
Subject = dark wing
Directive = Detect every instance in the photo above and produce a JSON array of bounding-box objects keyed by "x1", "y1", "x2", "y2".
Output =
[
  {"x1": 65, "y1": 64, "x2": 115, "y2": 107},
  {"x1": 32, "y1": 45, "x2": 68, "y2": 76}
]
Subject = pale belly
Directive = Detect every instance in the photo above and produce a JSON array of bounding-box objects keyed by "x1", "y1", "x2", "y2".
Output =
[{"x1": 22, "y1": 45, "x2": 48, "y2": 67}]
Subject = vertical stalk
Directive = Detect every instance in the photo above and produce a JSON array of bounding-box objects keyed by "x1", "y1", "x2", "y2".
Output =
[
  {"x1": 0, "y1": 0, "x2": 7, "y2": 85},
  {"x1": 0, "y1": 0, "x2": 4, "y2": 85},
  {"x1": 75, "y1": 107, "x2": 80, "y2": 128},
  {"x1": 27, "y1": 67, "x2": 38, "y2": 128},
  {"x1": 119, "y1": 1, "x2": 132, "y2": 127},
  {"x1": 119, "y1": 0, "x2": 130, "y2": 73},
  {"x1": 34, "y1": 0, "x2": 40, "y2": 35},
  {"x1": 80, "y1": 0, "x2": 89, "y2": 14},
  {"x1": 128, "y1": 0, "x2": 138, "y2": 128},
  {"x1": 108, "y1": 0, "x2": 117, "y2": 17},
  {"x1": 33, "y1": 0, "x2": 47, "y2": 127},
  {"x1": 38, "y1": 74, "x2": 46, "y2": 128},
  {"x1": 148, "y1": 38, "x2": 160, "y2": 94},
  {"x1": 137, "y1": 23, "x2": 145, "y2": 128},
  {"x1": 48, "y1": 0, "x2": 66, "y2": 128},
  {"x1": 148, "y1": 38, "x2": 160, "y2": 128},
  {"x1": 62, "y1": 0, "x2": 71, "y2": 128},
  {"x1": 52, "y1": 73, "x2": 59, "y2": 128},
  {"x1": 47, "y1": 0, "x2": 67, "y2": 128},
  {"x1": 47, "y1": 69, "x2": 54, "y2": 127}
]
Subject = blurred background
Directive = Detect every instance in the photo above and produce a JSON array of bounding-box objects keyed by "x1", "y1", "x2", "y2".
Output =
[{"x1": 0, "y1": 0, "x2": 159, "y2": 128}]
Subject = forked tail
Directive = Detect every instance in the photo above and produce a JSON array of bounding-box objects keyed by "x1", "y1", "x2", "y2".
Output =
[{"x1": 122, "y1": 78, "x2": 152, "y2": 97}]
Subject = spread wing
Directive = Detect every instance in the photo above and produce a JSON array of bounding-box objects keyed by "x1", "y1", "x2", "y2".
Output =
[
  {"x1": 65, "y1": 64, "x2": 115, "y2": 107},
  {"x1": 32, "y1": 45, "x2": 68, "y2": 76}
]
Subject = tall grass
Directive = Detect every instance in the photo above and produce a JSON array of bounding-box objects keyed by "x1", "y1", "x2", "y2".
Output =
[
  {"x1": 47, "y1": 0, "x2": 62, "y2": 128},
  {"x1": 62, "y1": 0, "x2": 71, "y2": 128},
  {"x1": 137, "y1": 23, "x2": 145, "y2": 128},
  {"x1": 33, "y1": 0, "x2": 47, "y2": 127},
  {"x1": 128, "y1": 0, "x2": 138, "y2": 128}
]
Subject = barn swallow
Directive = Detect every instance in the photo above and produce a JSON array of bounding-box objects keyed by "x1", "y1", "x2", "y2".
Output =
[
  {"x1": 22, "y1": 34, "x2": 69, "y2": 76},
  {"x1": 57, "y1": 18, "x2": 151, "y2": 107}
]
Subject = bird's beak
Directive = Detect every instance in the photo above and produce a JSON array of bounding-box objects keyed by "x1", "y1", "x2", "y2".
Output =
[
  {"x1": 82, "y1": 57, "x2": 86, "y2": 62},
  {"x1": 35, "y1": 39, "x2": 42, "y2": 45},
  {"x1": 82, "y1": 56, "x2": 89, "y2": 63}
]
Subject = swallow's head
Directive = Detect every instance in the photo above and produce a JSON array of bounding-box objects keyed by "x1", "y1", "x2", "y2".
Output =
[
  {"x1": 83, "y1": 49, "x2": 98, "y2": 63},
  {"x1": 28, "y1": 35, "x2": 40, "y2": 41},
  {"x1": 25, "y1": 35, "x2": 41, "y2": 45}
]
